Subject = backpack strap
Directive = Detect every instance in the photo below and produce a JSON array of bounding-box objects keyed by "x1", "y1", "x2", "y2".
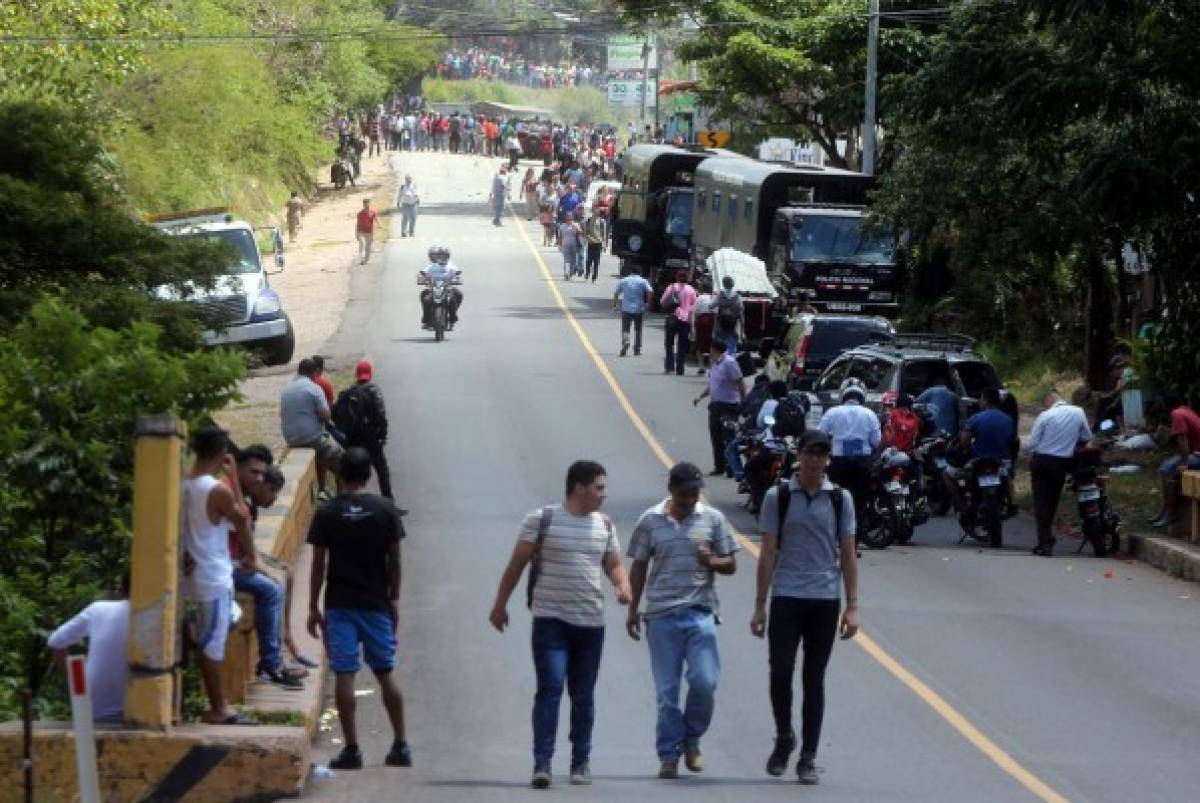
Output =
[
  {"x1": 775, "y1": 480, "x2": 792, "y2": 548},
  {"x1": 535, "y1": 505, "x2": 553, "y2": 552},
  {"x1": 829, "y1": 485, "x2": 845, "y2": 539}
]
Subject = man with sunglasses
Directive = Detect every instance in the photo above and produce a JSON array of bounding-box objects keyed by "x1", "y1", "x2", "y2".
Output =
[{"x1": 753, "y1": 430, "x2": 860, "y2": 785}]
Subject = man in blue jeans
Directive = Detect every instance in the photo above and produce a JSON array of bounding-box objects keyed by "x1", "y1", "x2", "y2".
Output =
[
  {"x1": 489, "y1": 460, "x2": 632, "y2": 789},
  {"x1": 626, "y1": 462, "x2": 739, "y2": 779}
]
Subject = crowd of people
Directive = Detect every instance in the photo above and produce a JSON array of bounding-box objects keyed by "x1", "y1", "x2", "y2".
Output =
[{"x1": 435, "y1": 48, "x2": 607, "y2": 89}]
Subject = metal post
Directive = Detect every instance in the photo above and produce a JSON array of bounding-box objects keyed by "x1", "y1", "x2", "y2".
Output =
[
  {"x1": 862, "y1": 0, "x2": 880, "y2": 175},
  {"x1": 67, "y1": 655, "x2": 101, "y2": 803},
  {"x1": 640, "y1": 34, "x2": 650, "y2": 126},
  {"x1": 22, "y1": 689, "x2": 33, "y2": 803},
  {"x1": 653, "y1": 30, "x2": 661, "y2": 134},
  {"x1": 125, "y1": 415, "x2": 185, "y2": 731}
]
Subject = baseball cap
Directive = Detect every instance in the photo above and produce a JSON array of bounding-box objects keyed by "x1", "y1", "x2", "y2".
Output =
[
  {"x1": 355, "y1": 359, "x2": 373, "y2": 381},
  {"x1": 797, "y1": 430, "x2": 832, "y2": 453},
  {"x1": 668, "y1": 461, "x2": 705, "y2": 491}
]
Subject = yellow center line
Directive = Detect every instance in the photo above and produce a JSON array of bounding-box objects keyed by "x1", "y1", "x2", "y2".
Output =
[{"x1": 510, "y1": 209, "x2": 1069, "y2": 803}]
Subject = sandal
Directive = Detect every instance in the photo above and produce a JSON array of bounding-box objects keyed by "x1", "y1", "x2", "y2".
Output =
[{"x1": 209, "y1": 711, "x2": 258, "y2": 726}]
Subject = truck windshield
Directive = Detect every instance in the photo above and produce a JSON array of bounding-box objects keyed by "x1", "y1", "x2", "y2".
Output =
[
  {"x1": 183, "y1": 229, "x2": 261, "y2": 275},
  {"x1": 790, "y1": 216, "x2": 893, "y2": 264},
  {"x1": 664, "y1": 190, "x2": 693, "y2": 236}
]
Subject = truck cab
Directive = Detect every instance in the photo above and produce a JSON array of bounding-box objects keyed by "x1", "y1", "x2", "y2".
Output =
[{"x1": 149, "y1": 208, "x2": 295, "y2": 365}]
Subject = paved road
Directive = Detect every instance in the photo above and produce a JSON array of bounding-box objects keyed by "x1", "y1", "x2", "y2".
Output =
[{"x1": 301, "y1": 153, "x2": 1200, "y2": 802}]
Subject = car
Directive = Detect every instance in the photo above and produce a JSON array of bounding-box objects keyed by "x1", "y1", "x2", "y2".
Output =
[
  {"x1": 809, "y1": 333, "x2": 1003, "y2": 420},
  {"x1": 761, "y1": 313, "x2": 894, "y2": 390}
]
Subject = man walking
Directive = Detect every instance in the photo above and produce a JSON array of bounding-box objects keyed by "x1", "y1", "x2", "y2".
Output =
[
  {"x1": 488, "y1": 165, "x2": 508, "y2": 226},
  {"x1": 488, "y1": 461, "x2": 632, "y2": 789},
  {"x1": 693, "y1": 340, "x2": 746, "y2": 476},
  {"x1": 660, "y1": 271, "x2": 697, "y2": 375},
  {"x1": 712, "y1": 276, "x2": 743, "y2": 356},
  {"x1": 584, "y1": 206, "x2": 606, "y2": 283},
  {"x1": 626, "y1": 462, "x2": 738, "y2": 779},
  {"x1": 356, "y1": 198, "x2": 379, "y2": 264},
  {"x1": 396, "y1": 175, "x2": 420, "y2": 238},
  {"x1": 1026, "y1": 390, "x2": 1092, "y2": 556},
  {"x1": 307, "y1": 448, "x2": 411, "y2": 769},
  {"x1": 613, "y1": 266, "x2": 653, "y2": 357},
  {"x1": 753, "y1": 430, "x2": 859, "y2": 784},
  {"x1": 333, "y1": 360, "x2": 392, "y2": 500}
]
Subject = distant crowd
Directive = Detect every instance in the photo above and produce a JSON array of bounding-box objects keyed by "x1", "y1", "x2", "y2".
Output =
[{"x1": 435, "y1": 48, "x2": 616, "y2": 89}]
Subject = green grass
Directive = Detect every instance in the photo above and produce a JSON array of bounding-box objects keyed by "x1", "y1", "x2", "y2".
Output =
[{"x1": 421, "y1": 77, "x2": 637, "y2": 127}]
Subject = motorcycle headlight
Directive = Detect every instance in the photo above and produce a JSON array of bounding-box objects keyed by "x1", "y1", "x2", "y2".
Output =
[
  {"x1": 628, "y1": 234, "x2": 643, "y2": 253},
  {"x1": 252, "y1": 292, "x2": 281, "y2": 318}
]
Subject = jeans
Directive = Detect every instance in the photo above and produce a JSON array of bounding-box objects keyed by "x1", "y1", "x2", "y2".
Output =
[
  {"x1": 621, "y1": 312, "x2": 644, "y2": 352},
  {"x1": 232, "y1": 570, "x2": 284, "y2": 673},
  {"x1": 585, "y1": 242, "x2": 602, "y2": 281},
  {"x1": 767, "y1": 597, "x2": 840, "y2": 758},
  {"x1": 562, "y1": 245, "x2": 580, "y2": 277},
  {"x1": 492, "y1": 199, "x2": 505, "y2": 225},
  {"x1": 663, "y1": 316, "x2": 690, "y2": 374},
  {"x1": 716, "y1": 329, "x2": 738, "y2": 356},
  {"x1": 1159, "y1": 452, "x2": 1200, "y2": 478},
  {"x1": 725, "y1": 434, "x2": 746, "y2": 481},
  {"x1": 400, "y1": 205, "x2": 417, "y2": 236},
  {"x1": 707, "y1": 401, "x2": 739, "y2": 472},
  {"x1": 646, "y1": 607, "x2": 720, "y2": 760},
  {"x1": 1030, "y1": 453, "x2": 1073, "y2": 549},
  {"x1": 532, "y1": 617, "x2": 605, "y2": 770}
]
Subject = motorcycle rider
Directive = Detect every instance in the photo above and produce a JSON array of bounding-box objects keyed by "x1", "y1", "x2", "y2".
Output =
[
  {"x1": 944, "y1": 387, "x2": 1015, "y2": 544},
  {"x1": 741, "y1": 381, "x2": 796, "y2": 515},
  {"x1": 419, "y1": 245, "x2": 463, "y2": 330},
  {"x1": 818, "y1": 379, "x2": 881, "y2": 530}
]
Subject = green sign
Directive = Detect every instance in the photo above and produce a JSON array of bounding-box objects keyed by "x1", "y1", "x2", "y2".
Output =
[{"x1": 607, "y1": 35, "x2": 656, "y2": 71}]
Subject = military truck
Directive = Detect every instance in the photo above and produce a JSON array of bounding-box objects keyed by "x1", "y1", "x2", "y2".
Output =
[
  {"x1": 611, "y1": 144, "x2": 726, "y2": 301},
  {"x1": 690, "y1": 158, "x2": 899, "y2": 316}
]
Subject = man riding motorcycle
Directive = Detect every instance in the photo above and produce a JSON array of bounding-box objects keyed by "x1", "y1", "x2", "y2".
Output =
[
  {"x1": 818, "y1": 378, "x2": 882, "y2": 527},
  {"x1": 944, "y1": 387, "x2": 1015, "y2": 544},
  {"x1": 420, "y1": 245, "x2": 463, "y2": 329}
]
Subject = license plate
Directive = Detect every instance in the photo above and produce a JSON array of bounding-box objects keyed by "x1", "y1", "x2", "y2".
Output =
[
  {"x1": 1077, "y1": 487, "x2": 1101, "y2": 502},
  {"x1": 978, "y1": 474, "x2": 1001, "y2": 488},
  {"x1": 885, "y1": 481, "x2": 902, "y2": 492},
  {"x1": 935, "y1": 458, "x2": 949, "y2": 469},
  {"x1": 825, "y1": 302, "x2": 863, "y2": 312}
]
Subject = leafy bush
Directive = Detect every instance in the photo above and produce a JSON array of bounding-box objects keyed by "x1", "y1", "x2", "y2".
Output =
[{"x1": 0, "y1": 299, "x2": 244, "y2": 720}]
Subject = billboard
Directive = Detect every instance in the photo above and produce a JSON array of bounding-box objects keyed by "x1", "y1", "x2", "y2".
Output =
[
  {"x1": 607, "y1": 80, "x2": 657, "y2": 108},
  {"x1": 607, "y1": 35, "x2": 656, "y2": 71}
]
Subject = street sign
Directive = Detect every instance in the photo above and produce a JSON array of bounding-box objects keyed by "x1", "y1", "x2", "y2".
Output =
[
  {"x1": 607, "y1": 80, "x2": 656, "y2": 109},
  {"x1": 697, "y1": 130, "x2": 731, "y2": 148},
  {"x1": 606, "y1": 35, "x2": 656, "y2": 71},
  {"x1": 67, "y1": 655, "x2": 101, "y2": 803}
]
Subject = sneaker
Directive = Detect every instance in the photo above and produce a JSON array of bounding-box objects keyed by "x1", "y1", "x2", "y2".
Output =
[
  {"x1": 531, "y1": 767, "x2": 552, "y2": 789},
  {"x1": 256, "y1": 666, "x2": 304, "y2": 690},
  {"x1": 569, "y1": 764, "x2": 592, "y2": 785},
  {"x1": 796, "y1": 756, "x2": 819, "y2": 785},
  {"x1": 684, "y1": 746, "x2": 704, "y2": 773},
  {"x1": 385, "y1": 741, "x2": 412, "y2": 767},
  {"x1": 658, "y1": 758, "x2": 679, "y2": 779},
  {"x1": 765, "y1": 731, "x2": 796, "y2": 777},
  {"x1": 328, "y1": 745, "x2": 363, "y2": 771}
]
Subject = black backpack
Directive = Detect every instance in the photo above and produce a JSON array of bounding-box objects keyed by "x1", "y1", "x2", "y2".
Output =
[
  {"x1": 771, "y1": 392, "x2": 810, "y2": 438},
  {"x1": 332, "y1": 384, "x2": 375, "y2": 441},
  {"x1": 661, "y1": 286, "x2": 681, "y2": 315},
  {"x1": 775, "y1": 481, "x2": 845, "y2": 547},
  {"x1": 716, "y1": 292, "x2": 739, "y2": 332}
]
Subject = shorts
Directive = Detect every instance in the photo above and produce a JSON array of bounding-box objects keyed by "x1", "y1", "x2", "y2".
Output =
[
  {"x1": 195, "y1": 591, "x2": 233, "y2": 662},
  {"x1": 1159, "y1": 452, "x2": 1200, "y2": 478},
  {"x1": 293, "y1": 433, "x2": 344, "y2": 472},
  {"x1": 325, "y1": 608, "x2": 396, "y2": 674}
]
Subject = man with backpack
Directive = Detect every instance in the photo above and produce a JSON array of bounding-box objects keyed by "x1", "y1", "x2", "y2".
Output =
[
  {"x1": 333, "y1": 360, "x2": 392, "y2": 500},
  {"x1": 661, "y1": 270, "x2": 698, "y2": 376},
  {"x1": 712, "y1": 276, "x2": 743, "y2": 357},
  {"x1": 743, "y1": 387, "x2": 809, "y2": 514},
  {"x1": 488, "y1": 461, "x2": 632, "y2": 789},
  {"x1": 881, "y1": 394, "x2": 922, "y2": 453},
  {"x1": 753, "y1": 430, "x2": 859, "y2": 786}
]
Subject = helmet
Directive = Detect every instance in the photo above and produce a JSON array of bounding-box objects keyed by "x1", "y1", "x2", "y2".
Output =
[
  {"x1": 839, "y1": 378, "x2": 867, "y2": 404},
  {"x1": 428, "y1": 245, "x2": 450, "y2": 264}
]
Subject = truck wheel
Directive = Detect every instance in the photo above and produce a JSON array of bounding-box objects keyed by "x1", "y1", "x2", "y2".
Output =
[{"x1": 262, "y1": 315, "x2": 295, "y2": 366}]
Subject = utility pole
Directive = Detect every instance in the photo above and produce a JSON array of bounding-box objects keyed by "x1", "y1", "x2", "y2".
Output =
[
  {"x1": 653, "y1": 30, "x2": 661, "y2": 134},
  {"x1": 640, "y1": 32, "x2": 651, "y2": 126},
  {"x1": 862, "y1": 0, "x2": 879, "y2": 175}
]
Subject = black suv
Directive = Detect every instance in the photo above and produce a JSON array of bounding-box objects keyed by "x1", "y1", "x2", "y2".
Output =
[
  {"x1": 761, "y1": 313, "x2": 894, "y2": 390},
  {"x1": 810, "y1": 334, "x2": 1003, "y2": 418}
]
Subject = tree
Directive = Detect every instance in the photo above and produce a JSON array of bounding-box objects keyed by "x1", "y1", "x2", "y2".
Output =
[{"x1": 0, "y1": 299, "x2": 243, "y2": 720}]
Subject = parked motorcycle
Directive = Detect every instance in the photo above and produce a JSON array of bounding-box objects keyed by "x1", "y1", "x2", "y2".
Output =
[
  {"x1": 1071, "y1": 441, "x2": 1121, "y2": 556},
  {"x1": 953, "y1": 457, "x2": 1008, "y2": 547},
  {"x1": 736, "y1": 424, "x2": 795, "y2": 514},
  {"x1": 858, "y1": 447, "x2": 918, "y2": 549},
  {"x1": 912, "y1": 433, "x2": 954, "y2": 516}
]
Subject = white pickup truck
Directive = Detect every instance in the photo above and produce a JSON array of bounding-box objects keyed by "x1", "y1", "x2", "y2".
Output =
[{"x1": 149, "y1": 208, "x2": 295, "y2": 365}]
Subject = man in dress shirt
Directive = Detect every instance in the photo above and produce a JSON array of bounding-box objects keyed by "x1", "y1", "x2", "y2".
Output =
[{"x1": 1025, "y1": 391, "x2": 1092, "y2": 556}]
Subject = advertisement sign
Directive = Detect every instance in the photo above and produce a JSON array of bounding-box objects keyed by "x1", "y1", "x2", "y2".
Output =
[
  {"x1": 607, "y1": 35, "x2": 656, "y2": 71},
  {"x1": 758, "y1": 138, "x2": 823, "y2": 166},
  {"x1": 607, "y1": 80, "x2": 657, "y2": 109}
]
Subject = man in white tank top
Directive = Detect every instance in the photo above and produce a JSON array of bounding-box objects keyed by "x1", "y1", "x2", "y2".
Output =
[{"x1": 183, "y1": 426, "x2": 256, "y2": 725}]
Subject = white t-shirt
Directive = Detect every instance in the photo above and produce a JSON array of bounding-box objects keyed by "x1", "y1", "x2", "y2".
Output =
[
  {"x1": 47, "y1": 600, "x2": 129, "y2": 721},
  {"x1": 182, "y1": 474, "x2": 233, "y2": 601}
]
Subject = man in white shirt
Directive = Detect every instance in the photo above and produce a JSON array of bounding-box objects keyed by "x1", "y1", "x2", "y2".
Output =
[
  {"x1": 819, "y1": 380, "x2": 882, "y2": 529},
  {"x1": 47, "y1": 578, "x2": 131, "y2": 723},
  {"x1": 396, "y1": 175, "x2": 419, "y2": 238},
  {"x1": 1026, "y1": 391, "x2": 1092, "y2": 556}
]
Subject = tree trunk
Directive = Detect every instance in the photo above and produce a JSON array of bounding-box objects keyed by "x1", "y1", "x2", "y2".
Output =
[{"x1": 1084, "y1": 246, "x2": 1114, "y2": 390}]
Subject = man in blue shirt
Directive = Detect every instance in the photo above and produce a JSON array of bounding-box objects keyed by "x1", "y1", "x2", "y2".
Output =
[
  {"x1": 965, "y1": 388, "x2": 1015, "y2": 461},
  {"x1": 613, "y1": 267, "x2": 653, "y2": 357},
  {"x1": 915, "y1": 383, "x2": 960, "y2": 436}
]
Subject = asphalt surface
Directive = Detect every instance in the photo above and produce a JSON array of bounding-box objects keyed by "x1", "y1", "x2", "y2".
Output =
[{"x1": 301, "y1": 152, "x2": 1200, "y2": 803}]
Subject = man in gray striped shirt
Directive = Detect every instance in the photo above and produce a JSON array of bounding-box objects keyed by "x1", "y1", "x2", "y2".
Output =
[
  {"x1": 489, "y1": 461, "x2": 632, "y2": 790},
  {"x1": 626, "y1": 462, "x2": 739, "y2": 779}
]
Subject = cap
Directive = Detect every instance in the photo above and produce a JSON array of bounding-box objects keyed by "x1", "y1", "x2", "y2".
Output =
[
  {"x1": 355, "y1": 359, "x2": 373, "y2": 381},
  {"x1": 668, "y1": 461, "x2": 705, "y2": 491},
  {"x1": 797, "y1": 430, "x2": 832, "y2": 453}
]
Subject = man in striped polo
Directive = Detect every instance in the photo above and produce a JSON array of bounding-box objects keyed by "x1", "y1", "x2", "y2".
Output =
[
  {"x1": 625, "y1": 462, "x2": 739, "y2": 779},
  {"x1": 489, "y1": 460, "x2": 632, "y2": 790}
]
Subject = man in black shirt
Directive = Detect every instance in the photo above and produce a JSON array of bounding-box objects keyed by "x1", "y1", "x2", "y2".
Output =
[{"x1": 307, "y1": 447, "x2": 411, "y2": 770}]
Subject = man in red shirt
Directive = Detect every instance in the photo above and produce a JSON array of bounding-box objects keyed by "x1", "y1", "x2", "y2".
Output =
[
  {"x1": 356, "y1": 198, "x2": 379, "y2": 264},
  {"x1": 1152, "y1": 400, "x2": 1200, "y2": 527}
]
